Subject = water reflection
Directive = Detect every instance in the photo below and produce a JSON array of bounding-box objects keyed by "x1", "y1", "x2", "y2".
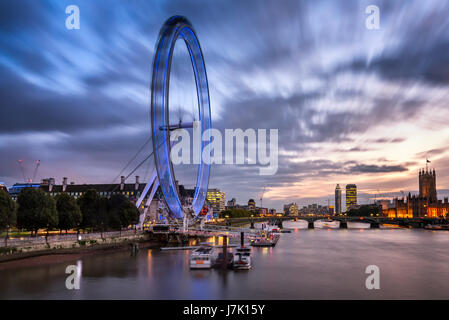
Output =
[
  {"x1": 76, "y1": 260, "x2": 82, "y2": 284},
  {"x1": 147, "y1": 250, "x2": 152, "y2": 277},
  {"x1": 1, "y1": 229, "x2": 449, "y2": 299}
]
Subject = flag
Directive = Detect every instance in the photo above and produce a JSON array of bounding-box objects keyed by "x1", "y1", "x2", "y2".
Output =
[{"x1": 427, "y1": 159, "x2": 431, "y2": 163}]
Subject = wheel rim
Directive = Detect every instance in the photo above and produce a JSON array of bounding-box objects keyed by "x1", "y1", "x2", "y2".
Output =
[{"x1": 151, "y1": 16, "x2": 211, "y2": 219}]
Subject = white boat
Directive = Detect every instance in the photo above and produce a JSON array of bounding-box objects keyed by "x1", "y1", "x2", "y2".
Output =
[
  {"x1": 266, "y1": 224, "x2": 281, "y2": 233},
  {"x1": 284, "y1": 219, "x2": 309, "y2": 229},
  {"x1": 313, "y1": 219, "x2": 340, "y2": 229},
  {"x1": 261, "y1": 222, "x2": 281, "y2": 233},
  {"x1": 189, "y1": 246, "x2": 217, "y2": 269},
  {"x1": 233, "y1": 246, "x2": 252, "y2": 270},
  {"x1": 251, "y1": 232, "x2": 280, "y2": 247},
  {"x1": 347, "y1": 221, "x2": 371, "y2": 229}
]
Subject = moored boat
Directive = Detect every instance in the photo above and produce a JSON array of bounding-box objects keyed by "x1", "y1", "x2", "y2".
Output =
[
  {"x1": 189, "y1": 246, "x2": 218, "y2": 269},
  {"x1": 233, "y1": 246, "x2": 252, "y2": 270},
  {"x1": 251, "y1": 232, "x2": 280, "y2": 247},
  {"x1": 261, "y1": 222, "x2": 281, "y2": 233},
  {"x1": 266, "y1": 224, "x2": 281, "y2": 233}
]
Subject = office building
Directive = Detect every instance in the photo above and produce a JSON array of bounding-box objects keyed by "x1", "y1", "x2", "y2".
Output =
[
  {"x1": 345, "y1": 184, "x2": 357, "y2": 211},
  {"x1": 335, "y1": 184, "x2": 342, "y2": 215},
  {"x1": 206, "y1": 189, "x2": 226, "y2": 215}
]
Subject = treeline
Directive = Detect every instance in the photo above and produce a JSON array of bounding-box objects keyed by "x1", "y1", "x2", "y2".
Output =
[
  {"x1": 0, "y1": 188, "x2": 140, "y2": 245},
  {"x1": 347, "y1": 204, "x2": 381, "y2": 217},
  {"x1": 219, "y1": 208, "x2": 254, "y2": 218}
]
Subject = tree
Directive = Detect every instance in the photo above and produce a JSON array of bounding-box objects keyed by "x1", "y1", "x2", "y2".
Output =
[
  {"x1": 56, "y1": 193, "x2": 82, "y2": 234},
  {"x1": 123, "y1": 202, "x2": 140, "y2": 228},
  {"x1": 108, "y1": 194, "x2": 140, "y2": 235},
  {"x1": 78, "y1": 189, "x2": 100, "y2": 232},
  {"x1": 41, "y1": 194, "x2": 58, "y2": 243},
  {"x1": 0, "y1": 190, "x2": 16, "y2": 246},
  {"x1": 17, "y1": 188, "x2": 58, "y2": 243},
  {"x1": 17, "y1": 189, "x2": 38, "y2": 234},
  {"x1": 95, "y1": 197, "x2": 110, "y2": 239}
]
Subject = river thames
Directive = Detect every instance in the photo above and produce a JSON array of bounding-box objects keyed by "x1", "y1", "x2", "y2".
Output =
[{"x1": 2, "y1": 223, "x2": 449, "y2": 299}]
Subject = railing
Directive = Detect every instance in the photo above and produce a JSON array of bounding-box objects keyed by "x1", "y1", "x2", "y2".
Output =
[
  {"x1": 0, "y1": 229, "x2": 142, "y2": 248},
  {"x1": 191, "y1": 225, "x2": 266, "y2": 236}
]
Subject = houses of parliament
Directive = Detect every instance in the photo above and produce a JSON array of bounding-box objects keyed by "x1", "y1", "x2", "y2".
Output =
[{"x1": 386, "y1": 167, "x2": 449, "y2": 218}]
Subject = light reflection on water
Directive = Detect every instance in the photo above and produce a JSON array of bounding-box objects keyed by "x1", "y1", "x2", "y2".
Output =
[{"x1": 1, "y1": 228, "x2": 449, "y2": 299}]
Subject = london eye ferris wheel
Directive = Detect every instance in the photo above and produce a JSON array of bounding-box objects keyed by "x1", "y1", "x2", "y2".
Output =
[{"x1": 145, "y1": 16, "x2": 212, "y2": 222}]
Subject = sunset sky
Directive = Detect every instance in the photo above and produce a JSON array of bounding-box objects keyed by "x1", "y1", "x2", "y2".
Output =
[{"x1": 1, "y1": 0, "x2": 449, "y2": 211}]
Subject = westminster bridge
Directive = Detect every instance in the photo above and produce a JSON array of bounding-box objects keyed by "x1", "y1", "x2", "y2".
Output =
[{"x1": 218, "y1": 216, "x2": 449, "y2": 229}]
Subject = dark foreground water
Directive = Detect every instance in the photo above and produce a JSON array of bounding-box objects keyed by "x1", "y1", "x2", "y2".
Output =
[{"x1": 2, "y1": 224, "x2": 449, "y2": 299}]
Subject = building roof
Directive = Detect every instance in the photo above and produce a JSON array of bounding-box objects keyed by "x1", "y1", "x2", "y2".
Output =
[{"x1": 40, "y1": 183, "x2": 147, "y2": 193}]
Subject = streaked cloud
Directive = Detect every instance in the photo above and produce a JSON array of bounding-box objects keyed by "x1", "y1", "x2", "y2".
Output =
[{"x1": 1, "y1": 0, "x2": 449, "y2": 211}]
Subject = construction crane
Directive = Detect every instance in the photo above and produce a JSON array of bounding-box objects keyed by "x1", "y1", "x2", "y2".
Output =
[
  {"x1": 17, "y1": 160, "x2": 26, "y2": 183},
  {"x1": 32, "y1": 160, "x2": 40, "y2": 183},
  {"x1": 259, "y1": 186, "x2": 266, "y2": 209},
  {"x1": 17, "y1": 160, "x2": 41, "y2": 183}
]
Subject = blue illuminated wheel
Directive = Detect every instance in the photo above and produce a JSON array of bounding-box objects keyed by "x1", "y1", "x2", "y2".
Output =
[{"x1": 151, "y1": 16, "x2": 211, "y2": 220}]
